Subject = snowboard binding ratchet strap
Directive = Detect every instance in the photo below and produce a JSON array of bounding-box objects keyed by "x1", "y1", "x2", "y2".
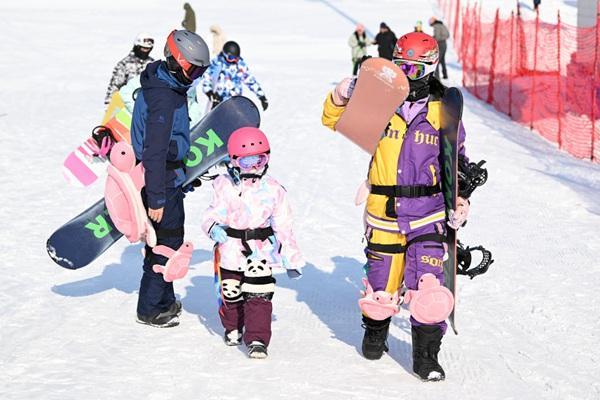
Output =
[
  {"x1": 456, "y1": 241, "x2": 494, "y2": 279},
  {"x1": 225, "y1": 227, "x2": 275, "y2": 257},
  {"x1": 458, "y1": 158, "x2": 488, "y2": 199},
  {"x1": 370, "y1": 183, "x2": 442, "y2": 218}
]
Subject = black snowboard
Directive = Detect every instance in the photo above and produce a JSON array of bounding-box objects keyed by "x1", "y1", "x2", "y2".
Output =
[
  {"x1": 439, "y1": 87, "x2": 463, "y2": 335},
  {"x1": 47, "y1": 96, "x2": 260, "y2": 270}
]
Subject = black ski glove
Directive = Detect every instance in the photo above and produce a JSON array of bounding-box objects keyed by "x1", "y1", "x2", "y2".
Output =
[{"x1": 259, "y1": 96, "x2": 269, "y2": 111}]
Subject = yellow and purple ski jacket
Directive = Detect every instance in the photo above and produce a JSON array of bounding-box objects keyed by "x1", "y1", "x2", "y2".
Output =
[{"x1": 322, "y1": 93, "x2": 467, "y2": 236}]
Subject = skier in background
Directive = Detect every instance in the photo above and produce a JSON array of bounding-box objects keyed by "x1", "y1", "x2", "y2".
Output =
[
  {"x1": 202, "y1": 127, "x2": 304, "y2": 358},
  {"x1": 104, "y1": 33, "x2": 155, "y2": 105},
  {"x1": 414, "y1": 20, "x2": 423, "y2": 32},
  {"x1": 373, "y1": 22, "x2": 397, "y2": 60},
  {"x1": 209, "y1": 25, "x2": 226, "y2": 56},
  {"x1": 429, "y1": 17, "x2": 450, "y2": 80},
  {"x1": 349, "y1": 24, "x2": 369, "y2": 75},
  {"x1": 182, "y1": 2, "x2": 196, "y2": 32},
  {"x1": 322, "y1": 32, "x2": 471, "y2": 381},
  {"x1": 200, "y1": 41, "x2": 269, "y2": 111},
  {"x1": 131, "y1": 29, "x2": 210, "y2": 328}
]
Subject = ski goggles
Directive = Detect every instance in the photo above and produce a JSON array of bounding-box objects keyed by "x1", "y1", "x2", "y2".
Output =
[
  {"x1": 224, "y1": 53, "x2": 240, "y2": 63},
  {"x1": 186, "y1": 64, "x2": 209, "y2": 80},
  {"x1": 237, "y1": 154, "x2": 268, "y2": 170},
  {"x1": 139, "y1": 38, "x2": 154, "y2": 48},
  {"x1": 393, "y1": 59, "x2": 433, "y2": 80}
]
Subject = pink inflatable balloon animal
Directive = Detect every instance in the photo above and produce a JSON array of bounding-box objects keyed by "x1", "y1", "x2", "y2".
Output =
[
  {"x1": 104, "y1": 142, "x2": 156, "y2": 247},
  {"x1": 358, "y1": 278, "x2": 400, "y2": 320},
  {"x1": 152, "y1": 242, "x2": 194, "y2": 282},
  {"x1": 403, "y1": 273, "x2": 454, "y2": 324}
]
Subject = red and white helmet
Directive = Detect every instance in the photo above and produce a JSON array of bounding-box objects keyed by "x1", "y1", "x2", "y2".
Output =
[
  {"x1": 227, "y1": 127, "x2": 271, "y2": 170},
  {"x1": 392, "y1": 32, "x2": 439, "y2": 80}
]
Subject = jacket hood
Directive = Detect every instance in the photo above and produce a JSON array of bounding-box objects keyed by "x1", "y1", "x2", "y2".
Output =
[
  {"x1": 210, "y1": 25, "x2": 223, "y2": 34},
  {"x1": 140, "y1": 60, "x2": 189, "y2": 94}
]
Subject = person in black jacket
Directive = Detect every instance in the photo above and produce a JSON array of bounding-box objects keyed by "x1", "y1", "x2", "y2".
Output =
[
  {"x1": 373, "y1": 22, "x2": 397, "y2": 60},
  {"x1": 131, "y1": 30, "x2": 210, "y2": 328},
  {"x1": 429, "y1": 17, "x2": 450, "y2": 79}
]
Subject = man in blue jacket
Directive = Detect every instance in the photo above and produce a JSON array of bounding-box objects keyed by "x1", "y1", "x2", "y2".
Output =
[{"x1": 131, "y1": 29, "x2": 210, "y2": 327}]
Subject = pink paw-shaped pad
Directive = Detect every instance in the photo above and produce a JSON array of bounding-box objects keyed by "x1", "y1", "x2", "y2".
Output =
[{"x1": 404, "y1": 273, "x2": 454, "y2": 324}]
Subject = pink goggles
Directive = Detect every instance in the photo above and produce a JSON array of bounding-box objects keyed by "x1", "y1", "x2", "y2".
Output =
[
  {"x1": 393, "y1": 59, "x2": 433, "y2": 80},
  {"x1": 236, "y1": 154, "x2": 268, "y2": 170}
]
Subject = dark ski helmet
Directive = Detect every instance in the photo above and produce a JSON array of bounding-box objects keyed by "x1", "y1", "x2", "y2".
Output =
[
  {"x1": 164, "y1": 30, "x2": 210, "y2": 81},
  {"x1": 222, "y1": 41, "x2": 241, "y2": 62}
]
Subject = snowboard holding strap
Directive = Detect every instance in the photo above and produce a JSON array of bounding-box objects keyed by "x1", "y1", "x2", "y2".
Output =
[
  {"x1": 370, "y1": 184, "x2": 442, "y2": 218},
  {"x1": 225, "y1": 227, "x2": 275, "y2": 257}
]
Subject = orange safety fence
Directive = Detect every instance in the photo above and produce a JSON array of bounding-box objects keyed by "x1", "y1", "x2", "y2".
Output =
[{"x1": 438, "y1": 0, "x2": 600, "y2": 162}]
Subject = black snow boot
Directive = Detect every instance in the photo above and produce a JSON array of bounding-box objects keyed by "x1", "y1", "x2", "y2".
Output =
[
  {"x1": 361, "y1": 316, "x2": 391, "y2": 360},
  {"x1": 411, "y1": 325, "x2": 445, "y2": 381}
]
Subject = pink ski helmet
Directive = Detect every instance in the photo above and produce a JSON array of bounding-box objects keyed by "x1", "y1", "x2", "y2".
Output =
[{"x1": 227, "y1": 127, "x2": 270, "y2": 167}]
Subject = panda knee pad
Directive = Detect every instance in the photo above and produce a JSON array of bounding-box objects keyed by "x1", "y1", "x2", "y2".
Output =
[
  {"x1": 242, "y1": 259, "x2": 276, "y2": 301},
  {"x1": 221, "y1": 279, "x2": 243, "y2": 303}
]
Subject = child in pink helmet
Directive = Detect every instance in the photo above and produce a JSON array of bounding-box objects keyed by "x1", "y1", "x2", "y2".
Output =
[{"x1": 202, "y1": 127, "x2": 305, "y2": 359}]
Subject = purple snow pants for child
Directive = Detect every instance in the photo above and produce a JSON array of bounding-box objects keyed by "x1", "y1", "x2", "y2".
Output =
[{"x1": 219, "y1": 268, "x2": 273, "y2": 346}]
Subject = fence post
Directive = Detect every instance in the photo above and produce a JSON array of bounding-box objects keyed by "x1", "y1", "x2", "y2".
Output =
[
  {"x1": 487, "y1": 8, "x2": 500, "y2": 104},
  {"x1": 530, "y1": 8, "x2": 540, "y2": 130},
  {"x1": 557, "y1": 10, "x2": 562, "y2": 149},
  {"x1": 592, "y1": 1, "x2": 599, "y2": 162},
  {"x1": 509, "y1": 10, "x2": 515, "y2": 116}
]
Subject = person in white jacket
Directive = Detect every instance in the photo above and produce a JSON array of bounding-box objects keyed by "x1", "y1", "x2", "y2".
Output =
[{"x1": 202, "y1": 127, "x2": 304, "y2": 359}]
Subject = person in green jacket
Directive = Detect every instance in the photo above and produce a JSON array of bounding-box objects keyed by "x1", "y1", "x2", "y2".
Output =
[
  {"x1": 348, "y1": 24, "x2": 369, "y2": 75},
  {"x1": 182, "y1": 3, "x2": 196, "y2": 32}
]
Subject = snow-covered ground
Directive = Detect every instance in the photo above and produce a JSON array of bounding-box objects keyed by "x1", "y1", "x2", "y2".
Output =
[{"x1": 1, "y1": 0, "x2": 600, "y2": 399}]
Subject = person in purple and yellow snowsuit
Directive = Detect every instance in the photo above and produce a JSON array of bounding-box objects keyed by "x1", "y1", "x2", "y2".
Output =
[{"x1": 322, "y1": 32, "x2": 470, "y2": 382}]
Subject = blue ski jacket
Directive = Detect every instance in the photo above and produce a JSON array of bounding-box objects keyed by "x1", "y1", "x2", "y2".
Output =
[
  {"x1": 131, "y1": 61, "x2": 191, "y2": 209},
  {"x1": 200, "y1": 53, "x2": 265, "y2": 101}
]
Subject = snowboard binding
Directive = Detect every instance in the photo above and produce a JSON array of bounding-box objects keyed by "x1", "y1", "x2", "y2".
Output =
[
  {"x1": 456, "y1": 241, "x2": 494, "y2": 279},
  {"x1": 458, "y1": 158, "x2": 488, "y2": 198}
]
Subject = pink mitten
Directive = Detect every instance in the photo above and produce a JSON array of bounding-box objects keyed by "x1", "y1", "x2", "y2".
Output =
[
  {"x1": 332, "y1": 77, "x2": 354, "y2": 106},
  {"x1": 448, "y1": 196, "x2": 470, "y2": 230},
  {"x1": 358, "y1": 278, "x2": 400, "y2": 320},
  {"x1": 152, "y1": 242, "x2": 194, "y2": 282},
  {"x1": 404, "y1": 273, "x2": 454, "y2": 324}
]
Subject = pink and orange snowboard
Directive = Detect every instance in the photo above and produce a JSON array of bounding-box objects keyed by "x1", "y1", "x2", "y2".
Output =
[
  {"x1": 335, "y1": 58, "x2": 409, "y2": 154},
  {"x1": 62, "y1": 92, "x2": 131, "y2": 187}
]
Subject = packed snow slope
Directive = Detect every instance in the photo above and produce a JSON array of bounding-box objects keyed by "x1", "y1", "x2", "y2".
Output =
[{"x1": 1, "y1": 0, "x2": 600, "y2": 399}]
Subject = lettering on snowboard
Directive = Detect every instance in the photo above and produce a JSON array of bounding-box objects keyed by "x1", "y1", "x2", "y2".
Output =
[
  {"x1": 185, "y1": 128, "x2": 225, "y2": 167},
  {"x1": 85, "y1": 215, "x2": 112, "y2": 239}
]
